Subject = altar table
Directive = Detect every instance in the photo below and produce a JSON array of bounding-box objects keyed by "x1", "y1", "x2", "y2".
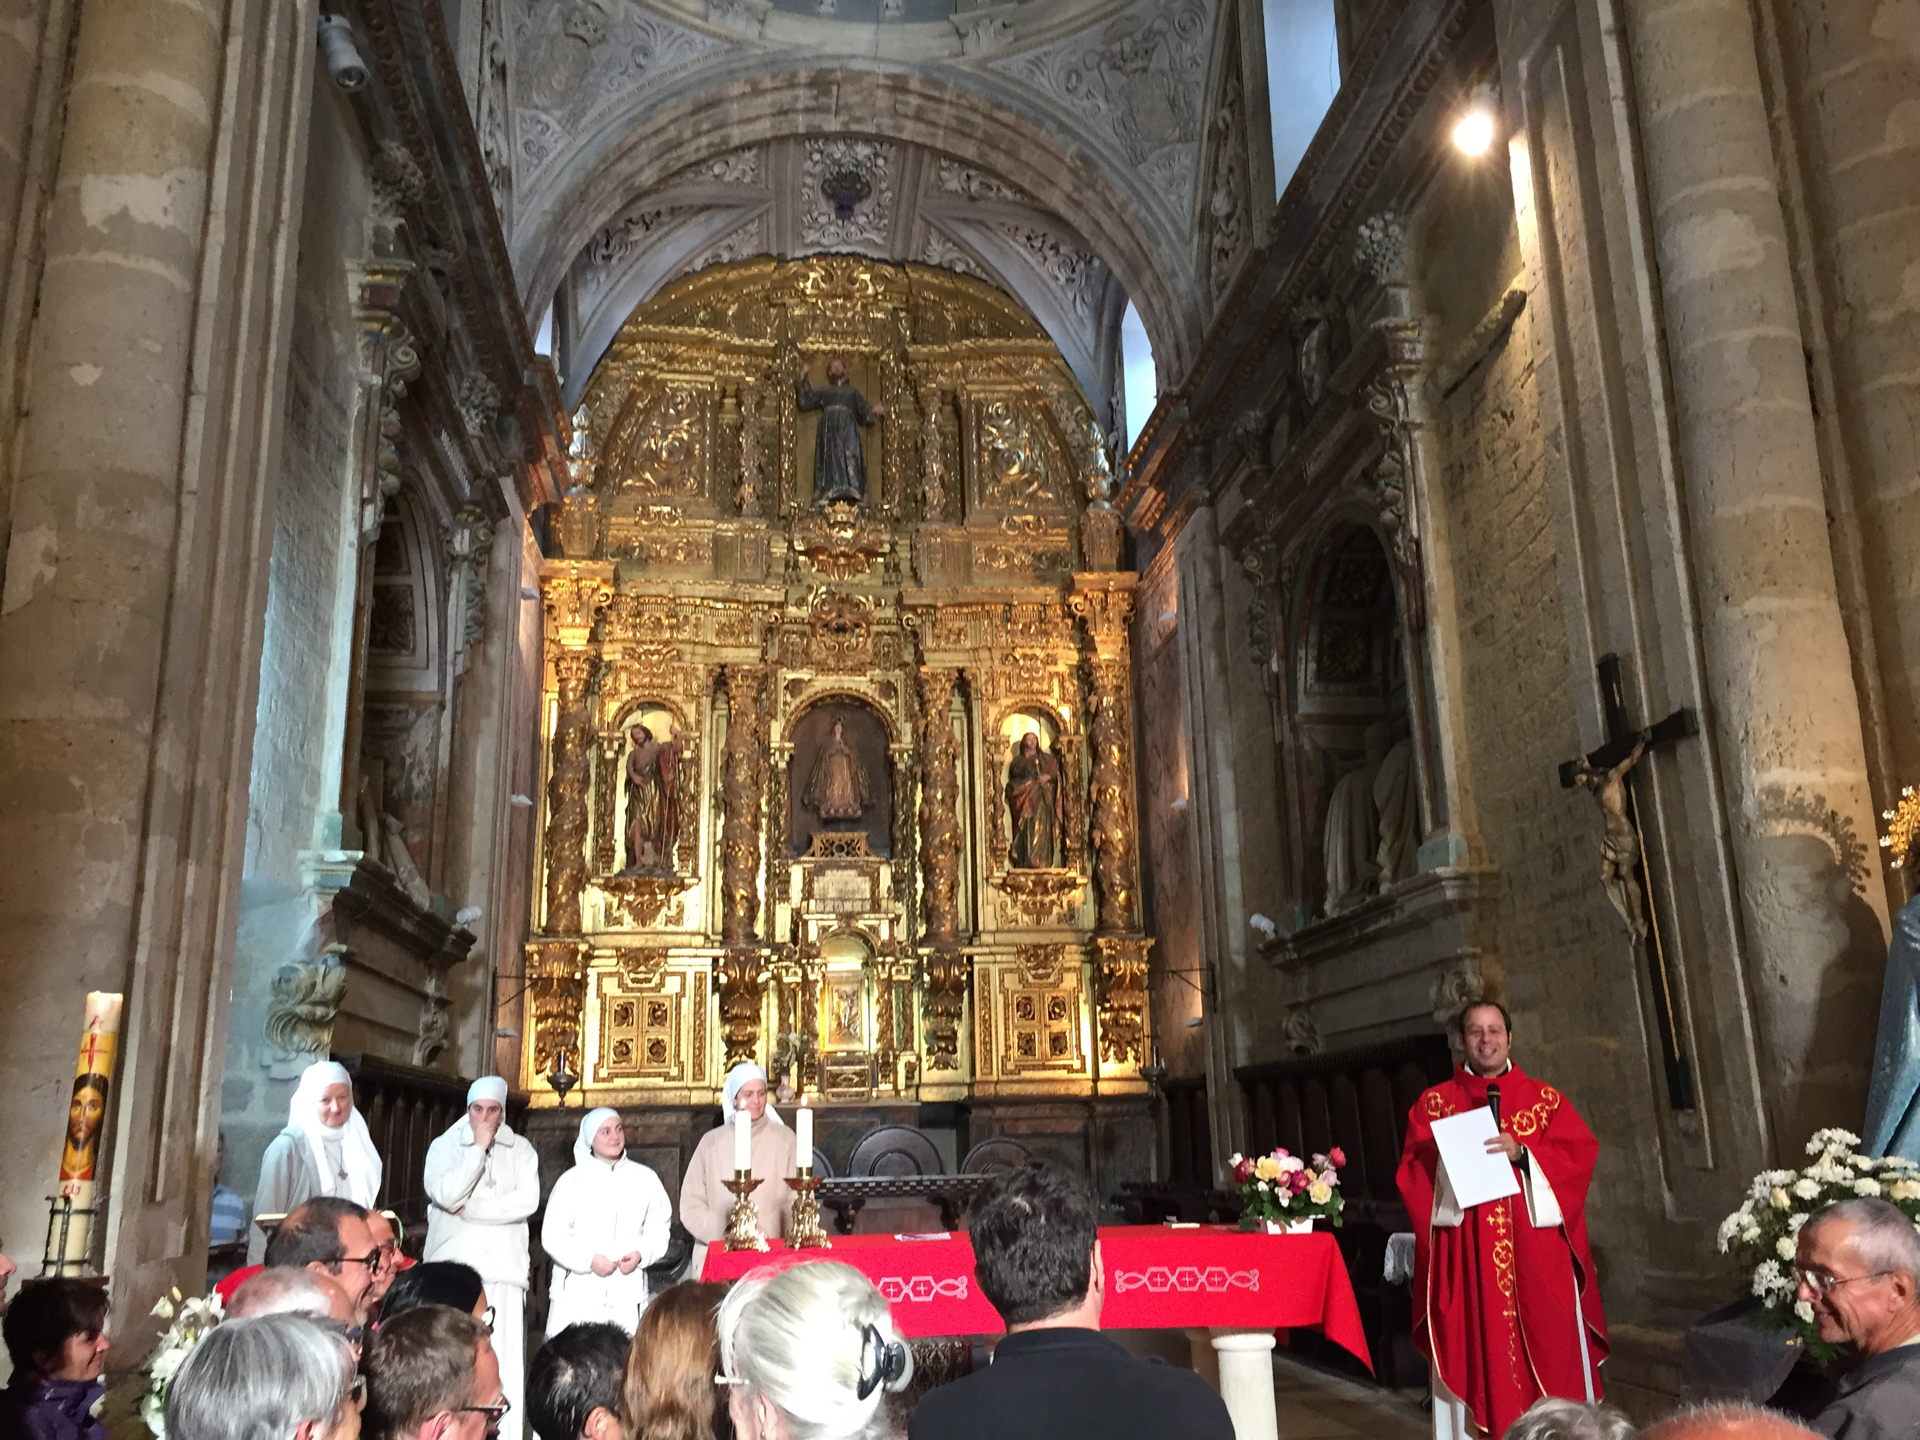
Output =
[{"x1": 702, "y1": 1225, "x2": 1371, "y2": 1440}]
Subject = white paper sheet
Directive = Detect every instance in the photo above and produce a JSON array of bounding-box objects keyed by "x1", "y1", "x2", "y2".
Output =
[{"x1": 1429, "y1": 1107, "x2": 1522, "y2": 1210}]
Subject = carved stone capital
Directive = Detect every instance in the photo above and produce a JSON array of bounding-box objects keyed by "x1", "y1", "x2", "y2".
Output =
[
  {"x1": 264, "y1": 946, "x2": 348, "y2": 1078},
  {"x1": 1068, "y1": 580, "x2": 1136, "y2": 661},
  {"x1": 541, "y1": 563, "x2": 616, "y2": 643}
]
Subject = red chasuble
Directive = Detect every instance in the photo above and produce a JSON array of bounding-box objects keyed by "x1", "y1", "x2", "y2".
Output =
[{"x1": 1395, "y1": 1063, "x2": 1608, "y2": 1438}]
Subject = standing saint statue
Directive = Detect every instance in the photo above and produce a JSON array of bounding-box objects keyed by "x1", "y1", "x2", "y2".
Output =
[
  {"x1": 1006, "y1": 731, "x2": 1065, "y2": 869},
  {"x1": 624, "y1": 722, "x2": 681, "y2": 873},
  {"x1": 796, "y1": 357, "x2": 887, "y2": 505},
  {"x1": 803, "y1": 717, "x2": 870, "y2": 820},
  {"x1": 1571, "y1": 728, "x2": 1651, "y2": 940}
]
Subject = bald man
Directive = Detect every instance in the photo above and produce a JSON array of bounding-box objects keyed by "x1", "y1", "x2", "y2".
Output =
[
  {"x1": 1641, "y1": 1405, "x2": 1820, "y2": 1440},
  {"x1": 225, "y1": 1266, "x2": 354, "y2": 1323}
]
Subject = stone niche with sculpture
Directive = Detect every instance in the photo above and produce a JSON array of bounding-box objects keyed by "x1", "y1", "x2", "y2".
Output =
[{"x1": 522, "y1": 254, "x2": 1153, "y2": 1188}]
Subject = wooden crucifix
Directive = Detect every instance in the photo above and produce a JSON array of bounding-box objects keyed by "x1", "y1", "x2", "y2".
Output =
[{"x1": 1557, "y1": 654, "x2": 1697, "y2": 1110}]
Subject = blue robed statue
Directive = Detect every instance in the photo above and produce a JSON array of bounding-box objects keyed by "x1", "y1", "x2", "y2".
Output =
[
  {"x1": 796, "y1": 357, "x2": 886, "y2": 506},
  {"x1": 1866, "y1": 892, "x2": 1920, "y2": 1161}
]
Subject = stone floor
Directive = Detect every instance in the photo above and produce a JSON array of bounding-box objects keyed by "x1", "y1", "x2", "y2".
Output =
[
  {"x1": 1270, "y1": 1353, "x2": 1431, "y2": 1439},
  {"x1": 1108, "y1": 1329, "x2": 1431, "y2": 1439}
]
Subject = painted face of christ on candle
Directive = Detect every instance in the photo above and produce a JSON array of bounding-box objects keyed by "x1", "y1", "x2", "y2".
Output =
[
  {"x1": 66, "y1": 1084, "x2": 105, "y2": 1148},
  {"x1": 318, "y1": 1082, "x2": 353, "y2": 1128},
  {"x1": 592, "y1": 1115, "x2": 625, "y2": 1160},
  {"x1": 734, "y1": 1078, "x2": 768, "y2": 1121}
]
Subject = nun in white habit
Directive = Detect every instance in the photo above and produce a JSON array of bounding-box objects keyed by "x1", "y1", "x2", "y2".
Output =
[
  {"x1": 424, "y1": 1076, "x2": 540, "y2": 1440},
  {"x1": 541, "y1": 1107, "x2": 672, "y2": 1335},
  {"x1": 248, "y1": 1060, "x2": 383, "y2": 1263}
]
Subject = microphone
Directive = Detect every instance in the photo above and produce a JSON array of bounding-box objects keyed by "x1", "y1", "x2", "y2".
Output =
[{"x1": 1485, "y1": 1082, "x2": 1501, "y2": 1128}]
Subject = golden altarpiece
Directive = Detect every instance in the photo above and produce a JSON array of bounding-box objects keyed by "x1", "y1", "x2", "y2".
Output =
[{"x1": 521, "y1": 257, "x2": 1153, "y2": 1129}]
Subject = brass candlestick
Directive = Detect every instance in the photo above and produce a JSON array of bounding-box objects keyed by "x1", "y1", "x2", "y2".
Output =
[
  {"x1": 786, "y1": 1168, "x2": 832, "y2": 1249},
  {"x1": 722, "y1": 1170, "x2": 769, "y2": 1252}
]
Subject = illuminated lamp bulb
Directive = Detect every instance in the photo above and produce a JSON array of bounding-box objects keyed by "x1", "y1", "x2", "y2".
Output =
[{"x1": 1452, "y1": 85, "x2": 1499, "y2": 157}]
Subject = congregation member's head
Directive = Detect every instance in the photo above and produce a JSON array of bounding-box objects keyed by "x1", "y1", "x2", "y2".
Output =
[
  {"x1": 968, "y1": 1161, "x2": 1101, "y2": 1329},
  {"x1": 716, "y1": 1262, "x2": 911, "y2": 1440},
  {"x1": 1458, "y1": 1000, "x2": 1515, "y2": 1078},
  {"x1": 268, "y1": 1196, "x2": 381, "y2": 1323},
  {"x1": 165, "y1": 1313, "x2": 361, "y2": 1440},
  {"x1": 1794, "y1": 1196, "x2": 1920, "y2": 1354},
  {"x1": 2, "y1": 1277, "x2": 110, "y2": 1386},
  {"x1": 362, "y1": 1305, "x2": 503, "y2": 1440},
  {"x1": 227, "y1": 1265, "x2": 356, "y2": 1324},
  {"x1": 1501, "y1": 1397, "x2": 1634, "y2": 1440},
  {"x1": 1640, "y1": 1403, "x2": 1820, "y2": 1439},
  {"x1": 527, "y1": 1322, "x2": 627, "y2": 1440},
  {"x1": 379, "y1": 1261, "x2": 490, "y2": 1330},
  {"x1": 621, "y1": 1281, "x2": 730, "y2": 1440},
  {"x1": 365, "y1": 1210, "x2": 405, "y2": 1305}
]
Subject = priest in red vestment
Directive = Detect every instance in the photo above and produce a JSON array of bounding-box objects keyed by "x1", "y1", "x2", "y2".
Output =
[{"x1": 1396, "y1": 1000, "x2": 1608, "y2": 1439}]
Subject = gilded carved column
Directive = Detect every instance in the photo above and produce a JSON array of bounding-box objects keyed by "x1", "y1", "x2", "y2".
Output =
[
  {"x1": 719, "y1": 664, "x2": 769, "y2": 944},
  {"x1": 543, "y1": 650, "x2": 596, "y2": 934},
  {"x1": 917, "y1": 666, "x2": 967, "y2": 1069},
  {"x1": 526, "y1": 939, "x2": 588, "y2": 1079},
  {"x1": 1071, "y1": 583, "x2": 1140, "y2": 933}
]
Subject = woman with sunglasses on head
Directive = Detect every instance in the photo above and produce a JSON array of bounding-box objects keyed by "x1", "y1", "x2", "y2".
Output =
[
  {"x1": 378, "y1": 1261, "x2": 493, "y2": 1332},
  {"x1": 715, "y1": 1263, "x2": 912, "y2": 1440},
  {"x1": 542, "y1": 1108, "x2": 671, "y2": 1336}
]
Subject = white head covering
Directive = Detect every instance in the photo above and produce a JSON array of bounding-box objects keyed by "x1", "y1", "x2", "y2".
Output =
[
  {"x1": 722, "y1": 1062, "x2": 785, "y2": 1128},
  {"x1": 288, "y1": 1060, "x2": 382, "y2": 1208},
  {"x1": 574, "y1": 1107, "x2": 626, "y2": 1167},
  {"x1": 468, "y1": 1075, "x2": 509, "y2": 1107}
]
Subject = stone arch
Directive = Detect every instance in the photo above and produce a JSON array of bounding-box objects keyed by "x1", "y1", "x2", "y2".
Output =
[{"x1": 510, "y1": 65, "x2": 1204, "y2": 385}]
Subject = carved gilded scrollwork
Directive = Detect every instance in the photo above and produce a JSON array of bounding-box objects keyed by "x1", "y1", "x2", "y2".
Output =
[
  {"x1": 791, "y1": 501, "x2": 890, "y2": 579},
  {"x1": 1094, "y1": 936, "x2": 1152, "y2": 1066},
  {"x1": 528, "y1": 939, "x2": 589, "y2": 1076},
  {"x1": 720, "y1": 665, "x2": 769, "y2": 943},
  {"x1": 922, "y1": 949, "x2": 970, "y2": 1072},
  {"x1": 544, "y1": 650, "x2": 598, "y2": 933},
  {"x1": 717, "y1": 948, "x2": 771, "y2": 1066}
]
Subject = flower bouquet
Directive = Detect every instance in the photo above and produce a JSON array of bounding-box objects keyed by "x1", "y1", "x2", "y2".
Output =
[
  {"x1": 1718, "y1": 1128, "x2": 1920, "y2": 1360},
  {"x1": 141, "y1": 1287, "x2": 224, "y2": 1436},
  {"x1": 1228, "y1": 1146, "x2": 1345, "y2": 1232}
]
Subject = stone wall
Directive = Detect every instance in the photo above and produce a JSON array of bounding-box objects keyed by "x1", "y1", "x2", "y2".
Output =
[{"x1": 222, "y1": 81, "x2": 375, "y2": 1193}]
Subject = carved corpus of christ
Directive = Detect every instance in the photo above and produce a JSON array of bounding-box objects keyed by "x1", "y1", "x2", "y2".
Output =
[{"x1": 1572, "y1": 729, "x2": 1651, "y2": 941}]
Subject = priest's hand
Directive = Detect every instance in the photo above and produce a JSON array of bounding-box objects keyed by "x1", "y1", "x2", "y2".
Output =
[
  {"x1": 1484, "y1": 1133, "x2": 1523, "y2": 1163},
  {"x1": 590, "y1": 1254, "x2": 618, "y2": 1277},
  {"x1": 870, "y1": 401, "x2": 889, "y2": 417},
  {"x1": 616, "y1": 1252, "x2": 642, "y2": 1275}
]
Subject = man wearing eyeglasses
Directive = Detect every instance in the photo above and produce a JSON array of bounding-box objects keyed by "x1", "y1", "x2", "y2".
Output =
[
  {"x1": 362, "y1": 1305, "x2": 508, "y2": 1440},
  {"x1": 265, "y1": 1196, "x2": 383, "y2": 1324},
  {"x1": 1795, "y1": 1196, "x2": 1920, "y2": 1437}
]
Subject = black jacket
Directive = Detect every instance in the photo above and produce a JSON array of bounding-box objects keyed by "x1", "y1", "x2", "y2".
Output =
[{"x1": 908, "y1": 1327, "x2": 1235, "y2": 1440}]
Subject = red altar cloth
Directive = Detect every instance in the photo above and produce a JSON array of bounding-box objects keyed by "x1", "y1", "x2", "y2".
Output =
[{"x1": 701, "y1": 1225, "x2": 1371, "y2": 1371}]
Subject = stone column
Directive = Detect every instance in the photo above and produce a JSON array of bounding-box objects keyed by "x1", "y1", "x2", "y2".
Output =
[
  {"x1": 1767, "y1": 0, "x2": 1920, "y2": 806},
  {"x1": 1622, "y1": 0, "x2": 1889, "y2": 1149},
  {"x1": 0, "y1": 0, "x2": 319, "y2": 1318}
]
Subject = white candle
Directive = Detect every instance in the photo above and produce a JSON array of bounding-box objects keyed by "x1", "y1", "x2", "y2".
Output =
[
  {"x1": 796, "y1": 1102, "x2": 813, "y2": 1163},
  {"x1": 733, "y1": 1106, "x2": 752, "y2": 1172}
]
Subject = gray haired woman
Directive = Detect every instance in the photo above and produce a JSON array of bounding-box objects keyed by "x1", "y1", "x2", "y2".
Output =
[{"x1": 165, "y1": 1313, "x2": 360, "y2": 1440}]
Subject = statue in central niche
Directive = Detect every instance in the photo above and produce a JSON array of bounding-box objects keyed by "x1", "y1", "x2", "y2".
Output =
[
  {"x1": 1006, "y1": 731, "x2": 1065, "y2": 869},
  {"x1": 803, "y1": 717, "x2": 871, "y2": 820},
  {"x1": 796, "y1": 357, "x2": 887, "y2": 505}
]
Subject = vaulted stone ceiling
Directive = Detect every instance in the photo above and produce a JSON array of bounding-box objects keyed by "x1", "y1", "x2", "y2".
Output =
[{"x1": 473, "y1": 0, "x2": 1258, "y2": 418}]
